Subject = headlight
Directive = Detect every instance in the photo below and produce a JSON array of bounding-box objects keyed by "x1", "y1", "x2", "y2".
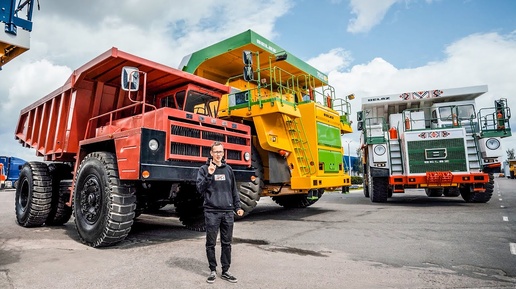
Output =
[
  {"x1": 373, "y1": 144, "x2": 386, "y2": 156},
  {"x1": 485, "y1": 138, "x2": 500, "y2": 150},
  {"x1": 244, "y1": 152, "x2": 250, "y2": 161},
  {"x1": 149, "y1": 139, "x2": 159, "y2": 151}
]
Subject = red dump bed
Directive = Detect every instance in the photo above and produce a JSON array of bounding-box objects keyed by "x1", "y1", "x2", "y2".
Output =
[{"x1": 15, "y1": 47, "x2": 232, "y2": 161}]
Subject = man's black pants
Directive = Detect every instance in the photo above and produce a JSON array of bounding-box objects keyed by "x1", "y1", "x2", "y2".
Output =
[{"x1": 205, "y1": 211, "x2": 234, "y2": 272}]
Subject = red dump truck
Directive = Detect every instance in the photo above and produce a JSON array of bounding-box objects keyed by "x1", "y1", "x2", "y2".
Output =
[{"x1": 14, "y1": 48, "x2": 257, "y2": 247}]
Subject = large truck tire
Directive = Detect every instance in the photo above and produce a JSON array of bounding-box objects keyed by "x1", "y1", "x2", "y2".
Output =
[
  {"x1": 74, "y1": 152, "x2": 136, "y2": 247},
  {"x1": 426, "y1": 188, "x2": 444, "y2": 197},
  {"x1": 46, "y1": 163, "x2": 73, "y2": 225},
  {"x1": 461, "y1": 173, "x2": 494, "y2": 203},
  {"x1": 363, "y1": 184, "x2": 370, "y2": 198},
  {"x1": 15, "y1": 162, "x2": 52, "y2": 227},
  {"x1": 237, "y1": 178, "x2": 261, "y2": 217},
  {"x1": 237, "y1": 144, "x2": 264, "y2": 216},
  {"x1": 175, "y1": 183, "x2": 206, "y2": 231},
  {"x1": 46, "y1": 180, "x2": 73, "y2": 225},
  {"x1": 363, "y1": 165, "x2": 370, "y2": 198},
  {"x1": 369, "y1": 175, "x2": 388, "y2": 203},
  {"x1": 272, "y1": 189, "x2": 323, "y2": 208}
]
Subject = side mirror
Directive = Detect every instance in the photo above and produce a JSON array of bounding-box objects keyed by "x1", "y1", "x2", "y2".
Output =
[
  {"x1": 121, "y1": 66, "x2": 140, "y2": 91},
  {"x1": 243, "y1": 51, "x2": 253, "y2": 65},
  {"x1": 243, "y1": 66, "x2": 254, "y2": 81},
  {"x1": 357, "y1": 111, "x2": 363, "y2": 122},
  {"x1": 357, "y1": 121, "x2": 363, "y2": 131}
]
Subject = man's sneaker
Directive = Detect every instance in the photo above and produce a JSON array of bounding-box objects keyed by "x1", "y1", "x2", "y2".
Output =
[
  {"x1": 206, "y1": 271, "x2": 216, "y2": 284},
  {"x1": 221, "y1": 271, "x2": 238, "y2": 283}
]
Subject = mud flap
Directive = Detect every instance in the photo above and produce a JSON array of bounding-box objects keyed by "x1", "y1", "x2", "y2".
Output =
[{"x1": 370, "y1": 167, "x2": 389, "y2": 177}]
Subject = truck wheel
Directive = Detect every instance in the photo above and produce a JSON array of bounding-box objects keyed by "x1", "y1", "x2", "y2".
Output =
[
  {"x1": 272, "y1": 189, "x2": 324, "y2": 208},
  {"x1": 461, "y1": 173, "x2": 494, "y2": 203},
  {"x1": 443, "y1": 187, "x2": 460, "y2": 197},
  {"x1": 46, "y1": 180, "x2": 73, "y2": 225},
  {"x1": 74, "y1": 152, "x2": 136, "y2": 247},
  {"x1": 175, "y1": 183, "x2": 205, "y2": 231},
  {"x1": 387, "y1": 187, "x2": 393, "y2": 198},
  {"x1": 46, "y1": 163, "x2": 73, "y2": 225},
  {"x1": 237, "y1": 178, "x2": 261, "y2": 217},
  {"x1": 363, "y1": 165, "x2": 369, "y2": 198},
  {"x1": 369, "y1": 175, "x2": 388, "y2": 203},
  {"x1": 363, "y1": 184, "x2": 370, "y2": 198},
  {"x1": 15, "y1": 162, "x2": 52, "y2": 227},
  {"x1": 426, "y1": 188, "x2": 443, "y2": 197},
  {"x1": 237, "y1": 145, "x2": 264, "y2": 217}
]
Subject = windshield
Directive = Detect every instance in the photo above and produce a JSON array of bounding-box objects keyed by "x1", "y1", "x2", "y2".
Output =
[
  {"x1": 439, "y1": 104, "x2": 475, "y2": 121},
  {"x1": 184, "y1": 90, "x2": 220, "y2": 117},
  {"x1": 456, "y1": 104, "x2": 475, "y2": 120}
]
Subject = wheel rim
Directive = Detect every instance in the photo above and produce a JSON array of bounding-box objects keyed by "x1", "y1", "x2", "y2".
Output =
[
  {"x1": 18, "y1": 179, "x2": 30, "y2": 210},
  {"x1": 79, "y1": 175, "x2": 102, "y2": 225}
]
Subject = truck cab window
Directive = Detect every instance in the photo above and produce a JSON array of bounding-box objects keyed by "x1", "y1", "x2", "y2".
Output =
[
  {"x1": 439, "y1": 106, "x2": 453, "y2": 120},
  {"x1": 457, "y1": 104, "x2": 475, "y2": 120},
  {"x1": 160, "y1": 96, "x2": 176, "y2": 109},
  {"x1": 184, "y1": 90, "x2": 219, "y2": 117},
  {"x1": 176, "y1": 91, "x2": 186, "y2": 110}
]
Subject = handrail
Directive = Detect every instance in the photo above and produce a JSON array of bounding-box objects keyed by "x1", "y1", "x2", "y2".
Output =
[
  {"x1": 477, "y1": 104, "x2": 511, "y2": 134},
  {"x1": 84, "y1": 100, "x2": 157, "y2": 140}
]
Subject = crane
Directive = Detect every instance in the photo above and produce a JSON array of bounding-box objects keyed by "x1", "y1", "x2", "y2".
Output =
[{"x1": 0, "y1": 0, "x2": 39, "y2": 69}]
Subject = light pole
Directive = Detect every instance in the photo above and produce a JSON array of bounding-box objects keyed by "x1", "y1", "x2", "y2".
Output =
[{"x1": 344, "y1": 140, "x2": 352, "y2": 176}]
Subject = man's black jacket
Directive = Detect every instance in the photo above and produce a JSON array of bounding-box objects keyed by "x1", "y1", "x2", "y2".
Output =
[{"x1": 196, "y1": 158, "x2": 241, "y2": 212}]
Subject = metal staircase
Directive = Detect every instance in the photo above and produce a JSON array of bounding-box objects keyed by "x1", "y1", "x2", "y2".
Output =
[
  {"x1": 388, "y1": 138, "x2": 403, "y2": 175},
  {"x1": 463, "y1": 120, "x2": 482, "y2": 172},
  {"x1": 465, "y1": 134, "x2": 481, "y2": 171},
  {"x1": 283, "y1": 115, "x2": 314, "y2": 175}
]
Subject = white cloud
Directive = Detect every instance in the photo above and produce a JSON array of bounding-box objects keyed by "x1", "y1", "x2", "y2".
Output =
[
  {"x1": 347, "y1": 0, "x2": 400, "y2": 33},
  {"x1": 0, "y1": 60, "x2": 71, "y2": 161},
  {"x1": 0, "y1": 60, "x2": 71, "y2": 126},
  {"x1": 28, "y1": 0, "x2": 293, "y2": 68},
  {"x1": 307, "y1": 48, "x2": 353, "y2": 74},
  {"x1": 327, "y1": 31, "x2": 516, "y2": 154}
]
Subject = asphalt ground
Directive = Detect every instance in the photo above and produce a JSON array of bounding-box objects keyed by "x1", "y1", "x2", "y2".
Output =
[{"x1": 1, "y1": 177, "x2": 515, "y2": 289}]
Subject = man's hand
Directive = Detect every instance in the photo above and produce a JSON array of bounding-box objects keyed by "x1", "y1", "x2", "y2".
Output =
[
  {"x1": 236, "y1": 209, "x2": 244, "y2": 217},
  {"x1": 208, "y1": 161, "x2": 216, "y2": 175}
]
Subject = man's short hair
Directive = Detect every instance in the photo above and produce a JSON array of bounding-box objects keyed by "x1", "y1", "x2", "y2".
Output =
[{"x1": 211, "y1": 141, "x2": 223, "y2": 151}]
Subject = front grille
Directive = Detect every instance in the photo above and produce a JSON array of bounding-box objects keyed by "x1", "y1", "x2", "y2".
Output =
[
  {"x1": 167, "y1": 117, "x2": 250, "y2": 166},
  {"x1": 407, "y1": 138, "x2": 467, "y2": 173},
  {"x1": 171, "y1": 144, "x2": 200, "y2": 156},
  {"x1": 227, "y1": 135, "x2": 247, "y2": 145},
  {"x1": 202, "y1": 131, "x2": 225, "y2": 142},
  {"x1": 226, "y1": 150, "x2": 241, "y2": 160},
  {"x1": 171, "y1": 125, "x2": 200, "y2": 138}
]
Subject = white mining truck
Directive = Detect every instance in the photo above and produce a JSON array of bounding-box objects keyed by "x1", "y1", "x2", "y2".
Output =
[{"x1": 357, "y1": 85, "x2": 511, "y2": 203}]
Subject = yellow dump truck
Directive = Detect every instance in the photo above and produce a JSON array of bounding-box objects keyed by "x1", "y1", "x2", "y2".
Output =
[
  {"x1": 507, "y1": 159, "x2": 516, "y2": 179},
  {"x1": 180, "y1": 30, "x2": 353, "y2": 214}
]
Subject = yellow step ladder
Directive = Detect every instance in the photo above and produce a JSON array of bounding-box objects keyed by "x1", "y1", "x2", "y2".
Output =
[{"x1": 283, "y1": 115, "x2": 315, "y2": 176}]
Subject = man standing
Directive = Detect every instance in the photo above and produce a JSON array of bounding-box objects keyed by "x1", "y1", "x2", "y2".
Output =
[{"x1": 196, "y1": 141, "x2": 244, "y2": 284}]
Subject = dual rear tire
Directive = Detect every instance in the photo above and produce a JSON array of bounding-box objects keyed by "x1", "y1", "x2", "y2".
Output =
[
  {"x1": 15, "y1": 162, "x2": 52, "y2": 227},
  {"x1": 15, "y1": 162, "x2": 75, "y2": 227}
]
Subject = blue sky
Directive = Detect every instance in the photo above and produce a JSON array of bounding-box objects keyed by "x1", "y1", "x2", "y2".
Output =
[
  {"x1": 277, "y1": 0, "x2": 516, "y2": 68},
  {"x1": 1, "y1": 0, "x2": 515, "y2": 160}
]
